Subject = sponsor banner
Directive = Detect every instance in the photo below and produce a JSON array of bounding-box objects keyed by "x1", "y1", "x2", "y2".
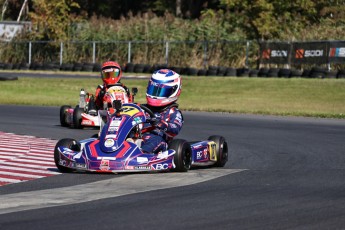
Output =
[
  {"x1": 328, "y1": 41, "x2": 345, "y2": 63},
  {"x1": 292, "y1": 42, "x2": 328, "y2": 64},
  {"x1": 260, "y1": 42, "x2": 290, "y2": 64},
  {"x1": 0, "y1": 21, "x2": 31, "y2": 41}
]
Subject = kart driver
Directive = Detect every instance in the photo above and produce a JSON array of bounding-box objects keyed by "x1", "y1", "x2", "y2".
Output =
[
  {"x1": 88, "y1": 61, "x2": 130, "y2": 115},
  {"x1": 140, "y1": 69, "x2": 184, "y2": 154}
]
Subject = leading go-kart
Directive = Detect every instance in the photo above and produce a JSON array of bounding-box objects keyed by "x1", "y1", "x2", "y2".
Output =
[{"x1": 54, "y1": 100, "x2": 228, "y2": 173}]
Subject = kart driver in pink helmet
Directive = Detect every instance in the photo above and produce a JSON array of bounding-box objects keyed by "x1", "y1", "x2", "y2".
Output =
[{"x1": 140, "y1": 69, "x2": 184, "y2": 154}]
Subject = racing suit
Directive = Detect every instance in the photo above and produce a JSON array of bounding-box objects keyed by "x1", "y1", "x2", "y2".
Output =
[
  {"x1": 88, "y1": 82, "x2": 130, "y2": 112},
  {"x1": 141, "y1": 104, "x2": 184, "y2": 154}
]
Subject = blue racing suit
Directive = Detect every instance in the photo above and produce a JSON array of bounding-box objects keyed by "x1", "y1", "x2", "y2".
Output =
[{"x1": 141, "y1": 104, "x2": 183, "y2": 154}]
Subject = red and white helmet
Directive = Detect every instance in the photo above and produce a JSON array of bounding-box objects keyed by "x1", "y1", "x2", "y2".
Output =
[
  {"x1": 101, "y1": 61, "x2": 122, "y2": 86},
  {"x1": 146, "y1": 69, "x2": 182, "y2": 107}
]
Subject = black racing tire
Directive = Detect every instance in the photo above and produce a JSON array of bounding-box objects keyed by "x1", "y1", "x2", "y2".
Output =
[
  {"x1": 0, "y1": 76, "x2": 18, "y2": 81},
  {"x1": 73, "y1": 105, "x2": 84, "y2": 129},
  {"x1": 125, "y1": 63, "x2": 134, "y2": 73},
  {"x1": 54, "y1": 138, "x2": 76, "y2": 173},
  {"x1": 169, "y1": 139, "x2": 192, "y2": 172},
  {"x1": 208, "y1": 135, "x2": 228, "y2": 167},
  {"x1": 60, "y1": 105, "x2": 71, "y2": 127},
  {"x1": 197, "y1": 69, "x2": 207, "y2": 76}
]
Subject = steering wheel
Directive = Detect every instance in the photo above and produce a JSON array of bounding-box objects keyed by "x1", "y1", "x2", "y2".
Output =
[{"x1": 139, "y1": 104, "x2": 155, "y2": 120}]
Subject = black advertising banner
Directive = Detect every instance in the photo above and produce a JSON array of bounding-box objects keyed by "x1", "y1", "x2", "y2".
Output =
[
  {"x1": 292, "y1": 42, "x2": 328, "y2": 64},
  {"x1": 328, "y1": 41, "x2": 345, "y2": 64},
  {"x1": 260, "y1": 42, "x2": 290, "y2": 64}
]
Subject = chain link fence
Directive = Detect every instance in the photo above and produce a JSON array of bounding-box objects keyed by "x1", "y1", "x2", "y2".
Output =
[{"x1": 0, "y1": 40, "x2": 258, "y2": 70}]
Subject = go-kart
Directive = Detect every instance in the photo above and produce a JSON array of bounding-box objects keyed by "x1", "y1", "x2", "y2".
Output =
[
  {"x1": 59, "y1": 85, "x2": 137, "y2": 129},
  {"x1": 54, "y1": 100, "x2": 228, "y2": 173}
]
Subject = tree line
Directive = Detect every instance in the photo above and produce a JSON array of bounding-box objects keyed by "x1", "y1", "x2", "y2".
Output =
[{"x1": 1, "y1": 0, "x2": 345, "y2": 41}]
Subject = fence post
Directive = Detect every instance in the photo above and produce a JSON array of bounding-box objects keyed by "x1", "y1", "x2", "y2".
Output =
[
  {"x1": 28, "y1": 41, "x2": 31, "y2": 65},
  {"x1": 203, "y1": 40, "x2": 208, "y2": 69},
  {"x1": 165, "y1": 41, "x2": 169, "y2": 65},
  {"x1": 245, "y1": 40, "x2": 249, "y2": 68},
  {"x1": 93, "y1": 41, "x2": 96, "y2": 63},
  {"x1": 128, "y1": 41, "x2": 131, "y2": 63},
  {"x1": 60, "y1": 42, "x2": 63, "y2": 65}
]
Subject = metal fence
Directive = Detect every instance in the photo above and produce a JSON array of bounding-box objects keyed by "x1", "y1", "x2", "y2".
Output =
[{"x1": 0, "y1": 40, "x2": 258, "y2": 69}]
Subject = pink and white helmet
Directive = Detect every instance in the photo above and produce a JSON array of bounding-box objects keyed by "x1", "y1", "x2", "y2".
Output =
[{"x1": 146, "y1": 69, "x2": 182, "y2": 107}]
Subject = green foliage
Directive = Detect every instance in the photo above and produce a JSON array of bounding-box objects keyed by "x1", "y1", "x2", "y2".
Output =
[
  {"x1": 29, "y1": 0, "x2": 81, "y2": 41},
  {"x1": 4, "y1": 0, "x2": 345, "y2": 67}
]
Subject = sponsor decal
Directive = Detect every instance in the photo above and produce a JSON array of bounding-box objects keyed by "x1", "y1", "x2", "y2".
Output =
[
  {"x1": 153, "y1": 163, "x2": 170, "y2": 170},
  {"x1": 329, "y1": 47, "x2": 345, "y2": 57},
  {"x1": 81, "y1": 120, "x2": 93, "y2": 125},
  {"x1": 110, "y1": 119, "x2": 121, "y2": 127},
  {"x1": 192, "y1": 144, "x2": 203, "y2": 149},
  {"x1": 157, "y1": 151, "x2": 171, "y2": 159},
  {"x1": 108, "y1": 127, "x2": 118, "y2": 132},
  {"x1": 75, "y1": 163, "x2": 87, "y2": 169},
  {"x1": 59, "y1": 159, "x2": 67, "y2": 166},
  {"x1": 136, "y1": 157, "x2": 149, "y2": 164},
  {"x1": 196, "y1": 150, "x2": 205, "y2": 159},
  {"x1": 262, "y1": 49, "x2": 271, "y2": 59},
  {"x1": 296, "y1": 49, "x2": 324, "y2": 58},
  {"x1": 295, "y1": 49, "x2": 304, "y2": 59},
  {"x1": 99, "y1": 159, "x2": 110, "y2": 171},
  {"x1": 305, "y1": 50, "x2": 323, "y2": 57},
  {"x1": 271, "y1": 50, "x2": 288, "y2": 57},
  {"x1": 134, "y1": 166, "x2": 151, "y2": 170},
  {"x1": 132, "y1": 117, "x2": 142, "y2": 125},
  {"x1": 104, "y1": 139, "x2": 115, "y2": 147},
  {"x1": 62, "y1": 148, "x2": 75, "y2": 155},
  {"x1": 105, "y1": 134, "x2": 117, "y2": 139},
  {"x1": 262, "y1": 49, "x2": 288, "y2": 59}
]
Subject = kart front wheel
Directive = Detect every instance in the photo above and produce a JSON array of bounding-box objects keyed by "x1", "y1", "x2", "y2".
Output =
[
  {"x1": 169, "y1": 139, "x2": 192, "y2": 172},
  {"x1": 208, "y1": 135, "x2": 228, "y2": 167},
  {"x1": 54, "y1": 138, "x2": 77, "y2": 173},
  {"x1": 60, "y1": 105, "x2": 71, "y2": 127},
  {"x1": 73, "y1": 105, "x2": 84, "y2": 129}
]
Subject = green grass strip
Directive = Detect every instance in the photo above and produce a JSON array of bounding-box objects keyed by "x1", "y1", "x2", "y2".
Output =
[{"x1": 1, "y1": 75, "x2": 345, "y2": 119}]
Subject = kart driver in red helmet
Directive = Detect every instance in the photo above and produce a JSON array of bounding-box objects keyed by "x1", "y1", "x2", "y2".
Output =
[{"x1": 88, "y1": 61, "x2": 130, "y2": 115}]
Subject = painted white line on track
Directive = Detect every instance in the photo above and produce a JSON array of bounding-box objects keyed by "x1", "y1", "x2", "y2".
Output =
[
  {"x1": 0, "y1": 171, "x2": 44, "y2": 178},
  {"x1": 0, "y1": 131, "x2": 58, "y2": 186},
  {"x1": 0, "y1": 168, "x2": 246, "y2": 214},
  {"x1": 6, "y1": 158, "x2": 55, "y2": 165},
  {"x1": 0, "y1": 161, "x2": 58, "y2": 170},
  {"x1": 0, "y1": 165, "x2": 60, "y2": 175},
  {"x1": 0, "y1": 178, "x2": 21, "y2": 183}
]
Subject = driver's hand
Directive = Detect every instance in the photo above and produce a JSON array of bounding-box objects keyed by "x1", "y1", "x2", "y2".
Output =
[
  {"x1": 150, "y1": 117, "x2": 160, "y2": 127},
  {"x1": 156, "y1": 121, "x2": 168, "y2": 131}
]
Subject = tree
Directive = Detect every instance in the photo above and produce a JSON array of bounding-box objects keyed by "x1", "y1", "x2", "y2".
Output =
[
  {"x1": 29, "y1": 0, "x2": 81, "y2": 40},
  {"x1": 219, "y1": 0, "x2": 318, "y2": 40}
]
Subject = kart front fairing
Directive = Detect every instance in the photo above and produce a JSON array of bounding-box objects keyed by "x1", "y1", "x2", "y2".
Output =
[{"x1": 57, "y1": 103, "x2": 176, "y2": 172}]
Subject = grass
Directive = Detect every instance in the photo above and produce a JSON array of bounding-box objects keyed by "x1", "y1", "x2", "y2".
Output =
[{"x1": 1, "y1": 74, "x2": 345, "y2": 119}]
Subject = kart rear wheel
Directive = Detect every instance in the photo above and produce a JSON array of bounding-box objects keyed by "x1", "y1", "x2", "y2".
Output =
[
  {"x1": 54, "y1": 138, "x2": 76, "y2": 173},
  {"x1": 73, "y1": 105, "x2": 84, "y2": 129},
  {"x1": 208, "y1": 135, "x2": 228, "y2": 167},
  {"x1": 60, "y1": 105, "x2": 71, "y2": 127},
  {"x1": 169, "y1": 139, "x2": 192, "y2": 172}
]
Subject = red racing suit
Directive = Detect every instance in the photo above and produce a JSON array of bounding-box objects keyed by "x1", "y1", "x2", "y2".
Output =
[{"x1": 94, "y1": 83, "x2": 131, "y2": 110}]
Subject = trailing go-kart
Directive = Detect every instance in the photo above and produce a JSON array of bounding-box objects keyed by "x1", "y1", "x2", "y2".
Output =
[
  {"x1": 59, "y1": 85, "x2": 137, "y2": 129},
  {"x1": 54, "y1": 100, "x2": 228, "y2": 173}
]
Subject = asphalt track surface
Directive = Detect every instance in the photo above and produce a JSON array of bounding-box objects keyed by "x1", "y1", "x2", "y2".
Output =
[{"x1": 0, "y1": 105, "x2": 345, "y2": 229}]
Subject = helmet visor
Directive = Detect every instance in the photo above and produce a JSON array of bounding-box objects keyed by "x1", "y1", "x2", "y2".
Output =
[
  {"x1": 102, "y1": 68, "x2": 120, "y2": 79},
  {"x1": 147, "y1": 81, "x2": 177, "y2": 98}
]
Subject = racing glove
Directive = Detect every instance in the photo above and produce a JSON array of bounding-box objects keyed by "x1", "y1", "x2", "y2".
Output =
[{"x1": 151, "y1": 120, "x2": 168, "y2": 137}]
